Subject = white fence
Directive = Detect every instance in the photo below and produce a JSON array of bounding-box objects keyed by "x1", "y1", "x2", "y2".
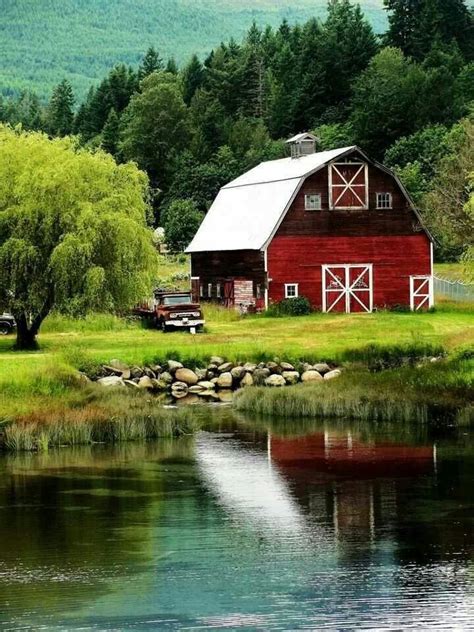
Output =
[{"x1": 433, "y1": 275, "x2": 474, "y2": 302}]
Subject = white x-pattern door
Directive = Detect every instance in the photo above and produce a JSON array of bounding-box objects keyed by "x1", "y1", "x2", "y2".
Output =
[
  {"x1": 410, "y1": 276, "x2": 433, "y2": 311},
  {"x1": 322, "y1": 264, "x2": 373, "y2": 313},
  {"x1": 329, "y1": 162, "x2": 369, "y2": 210}
]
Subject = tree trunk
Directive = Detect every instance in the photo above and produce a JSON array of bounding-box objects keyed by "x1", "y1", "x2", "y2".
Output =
[{"x1": 14, "y1": 314, "x2": 39, "y2": 351}]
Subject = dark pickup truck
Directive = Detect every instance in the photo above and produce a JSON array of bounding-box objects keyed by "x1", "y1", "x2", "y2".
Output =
[
  {"x1": 135, "y1": 290, "x2": 205, "y2": 332},
  {"x1": 0, "y1": 313, "x2": 16, "y2": 335}
]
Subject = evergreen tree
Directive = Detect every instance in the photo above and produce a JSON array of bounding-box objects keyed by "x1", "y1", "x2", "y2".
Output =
[
  {"x1": 166, "y1": 58, "x2": 178, "y2": 74},
  {"x1": 101, "y1": 108, "x2": 120, "y2": 156},
  {"x1": 182, "y1": 54, "x2": 204, "y2": 105},
  {"x1": 46, "y1": 79, "x2": 75, "y2": 136},
  {"x1": 384, "y1": 0, "x2": 474, "y2": 61},
  {"x1": 139, "y1": 46, "x2": 163, "y2": 80}
]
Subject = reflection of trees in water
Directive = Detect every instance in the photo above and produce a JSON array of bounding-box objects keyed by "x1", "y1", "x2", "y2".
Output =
[{"x1": 0, "y1": 439, "x2": 196, "y2": 622}]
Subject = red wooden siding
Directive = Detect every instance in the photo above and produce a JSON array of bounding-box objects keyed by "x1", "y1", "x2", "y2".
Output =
[{"x1": 267, "y1": 235, "x2": 431, "y2": 308}]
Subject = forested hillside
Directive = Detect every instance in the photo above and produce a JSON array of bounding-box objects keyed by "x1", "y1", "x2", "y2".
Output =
[
  {"x1": 0, "y1": 0, "x2": 386, "y2": 99},
  {"x1": 1, "y1": 0, "x2": 473, "y2": 267}
]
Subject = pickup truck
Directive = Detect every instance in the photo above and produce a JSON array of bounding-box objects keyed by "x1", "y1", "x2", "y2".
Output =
[
  {"x1": 0, "y1": 313, "x2": 16, "y2": 335},
  {"x1": 135, "y1": 290, "x2": 205, "y2": 332}
]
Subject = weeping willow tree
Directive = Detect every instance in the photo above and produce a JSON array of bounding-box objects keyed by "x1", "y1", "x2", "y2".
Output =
[{"x1": 0, "y1": 125, "x2": 158, "y2": 349}]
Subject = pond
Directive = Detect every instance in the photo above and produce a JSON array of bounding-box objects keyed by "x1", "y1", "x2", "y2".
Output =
[{"x1": 0, "y1": 413, "x2": 473, "y2": 630}]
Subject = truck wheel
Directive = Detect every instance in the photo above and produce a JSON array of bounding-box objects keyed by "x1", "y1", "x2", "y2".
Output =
[
  {"x1": 160, "y1": 319, "x2": 169, "y2": 333},
  {"x1": 0, "y1": 323, "x2": 11, "y2": 335}
]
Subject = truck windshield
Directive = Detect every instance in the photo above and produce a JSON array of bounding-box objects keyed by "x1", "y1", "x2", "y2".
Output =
[{"x1": 162, "y1": 295, "x2": 192, "y2": 306}]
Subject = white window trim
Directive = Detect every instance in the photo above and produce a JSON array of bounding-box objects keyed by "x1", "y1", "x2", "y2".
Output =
[
  {"x1": 285, "y1": 283, "x2": 299, "y2": 299},
  {"x1": 328, "y1": 162, "x2": 369, "y2": 210},
  {"x1": 305, "y1": 193, "x2": 322, "y2": 211},
  {"x1": 376, "y1": 192, "x2": 392, "y2": 209}
]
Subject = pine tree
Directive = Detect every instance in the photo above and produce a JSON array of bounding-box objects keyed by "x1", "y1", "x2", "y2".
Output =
[
  {"x1": 385, "y1": 0, "x2": 474, "y2": 61},
  {"x1": 182, "y1": 54, "x2": 204, "y2": 105},
  {"x1": 101, "y1": 108, "x2": 120, "y2": 156},
  {"x1": 46, "y1": 79, "x2": 75, "y2": 136},
  {"x1": 139, "y1": 46, "x2": 163, "y2": 80},
  {"x1": 166, "y1": 58, "x2": 178, "y2": 74}
]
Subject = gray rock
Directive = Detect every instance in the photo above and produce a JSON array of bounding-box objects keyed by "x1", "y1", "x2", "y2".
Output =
[
  {"x1": 109, "y1": 359, "x2": 130, "y2": 373},
  {"x1": 266, "y1": 361, "x2": 280, "y2": 373},
  {"x1": 188, "y1": 385, "x2": 205, "y2": 394},
  {"x1": 240, "y1": 372, "x2": 254, "y2": 387},
  {"x1": 243, "y1": 362, "x2": 257, "y2": 372},
  {"x1": 197, "y1": 390, "x2": 219, "y2": 399},
  {"x1": 301, "y1": 370, "x2": 323, "y2": 382},
  {"x1": 175, "y1": 368, "x2": 199, "y2": 385},
  {"x1": 97, "y1": 376, "x2": 125, "y2": 388},
  {"x1": 253, "y1": 368, "x2": 271, "y2": 385},
  {"x1": 195, "y1": 368, "x2": 208, "y2": 381},
  {"x1": 312, "y1": 363, "x2": 331, "y2": 375},
  {"x1": 257, "y1": 362, "x2": 266, "y2": 369},
  {"x1": 138, "y1": 376, "x2": 155, "y2": 390},
  {"x1": 144, "y1": 367, "x2": 156, "y2": 379},
  {"x1": 159, "y1": 371, "x2": 173, "y2": 384},
  {"x1": 210, "y1": 377, "x2": 219, "y2": 385},
  {"x1": 130, "y1": 366, "x2": 144, "y2": 379},
  {"x1": 217, "y1": 390, "x2": 234, "y2": 403},
  {"x1": 324, "y1": 369, "x2": 342, "y2": 380},
  {"x1": 210, "y1": 356, "x2": 225, "y2": 366},
  {"x1": 282, "y1": 370, "x2": 300, "y2": 385},
  {"x1": 198, "y1": 381, "x2": 216, "y2": 390},
  {"x1": 150, "y1": 364, "x2": 162, "y2": 373},
  {"x1": 216, "y1": 372, "x2": 233, "y2": 388},
  {"x1": 207, "y1": 363, "x2": 218, "y2": 371},
  {"x1": 265, "y1": 374, "x2": 286, "y2": 387},
  {"x1": 153, "y1": 378, "x2": 171, "y2": 390},
  {"x1": 102, "y1": 365, "x2": 123, "y2": 376},
  {"x1": 167, "y1": 360, "x2": 183, "y2": 373},
  {"x1": 218, "y1": 362, "x2": 234, "y2": 373},
  {"x1": 171, "y1": 381, "x2": 188, "y2": 393},
  {"x1": 124, "y1": 379, "x2": 139, "y2": 389},
  {"x1": 280, "y1": 361, "x2": 295, "y2": 371},
  {"x1": 172, "y1": 390, "x2": 188, "y2": 399},
  {"x1": 231, "y1": 366, "x2": 245, "y2": 380}
]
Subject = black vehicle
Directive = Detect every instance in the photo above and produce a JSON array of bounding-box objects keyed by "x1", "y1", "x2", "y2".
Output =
[{"x1": 0, "y1": 313, "x2": 16, "y2": 335}]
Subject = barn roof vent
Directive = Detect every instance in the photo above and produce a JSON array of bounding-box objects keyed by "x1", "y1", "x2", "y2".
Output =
[{"x1": 286, "y1": 132, "x2": 318, "y2": 159}]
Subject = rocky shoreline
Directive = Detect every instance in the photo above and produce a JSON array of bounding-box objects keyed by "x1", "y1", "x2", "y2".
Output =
[{"x1": 93, "y1": 356, "x2": 342, "y2": 399}]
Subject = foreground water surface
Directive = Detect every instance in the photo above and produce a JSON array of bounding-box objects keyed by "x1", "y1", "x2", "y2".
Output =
[{"x1": 0, "y1": 412, "x2": 473, "y2": 631}]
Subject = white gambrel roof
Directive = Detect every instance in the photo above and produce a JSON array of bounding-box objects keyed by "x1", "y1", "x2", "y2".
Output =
[{"x1": 186, "y1": 146, "x2": 357, "y2": 253}]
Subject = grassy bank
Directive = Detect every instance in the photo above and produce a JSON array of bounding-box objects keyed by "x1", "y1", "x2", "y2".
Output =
[
  {"x1": 235, "y1": 352, "x2": 474, "y2": 425},
  {"x1": 0, "y1": 301, "x2": 472, "y2": 433}
]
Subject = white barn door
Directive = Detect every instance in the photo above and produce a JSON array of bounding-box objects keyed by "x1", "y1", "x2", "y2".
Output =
[
  {"x1": 410, "y1": 276, "x2": 433, "y2": 311},
  {"x1": 322, "y1": 264, "x2": 373, "y2": 313}
]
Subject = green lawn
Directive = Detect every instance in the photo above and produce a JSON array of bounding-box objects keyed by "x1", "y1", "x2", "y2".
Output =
[{"x1": 0, "y1": 302, "x2": 472, "y2": 421}]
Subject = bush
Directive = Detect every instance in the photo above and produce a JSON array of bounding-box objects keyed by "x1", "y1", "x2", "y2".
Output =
[{"x1": 267, "y1": 296, "x2": 311, "y2": 317}]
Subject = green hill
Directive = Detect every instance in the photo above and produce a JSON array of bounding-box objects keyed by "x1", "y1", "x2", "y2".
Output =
[{"x1": 0, "y1": 0, "x2": 386, "y2": 100}]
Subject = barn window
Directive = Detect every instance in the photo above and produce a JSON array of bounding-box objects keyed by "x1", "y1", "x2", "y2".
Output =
[
  {"x1": 305, "y1": 193, "x2": 322, "y2": 211},
  {"x1": 216, "y1": 283, "x2": 221, "y2": 298},
  {"x1": 376, "y1": 192, "x2": 392, "y2": 209},
  {"x1": 329, "y1": 162, "x2": 368, "y2": 210},
  {"x1": 285, "y1": 283, "x2": 299, "y2": 299}
]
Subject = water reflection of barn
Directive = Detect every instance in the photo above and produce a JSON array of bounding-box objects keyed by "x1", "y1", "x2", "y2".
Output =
[{"x1": 269, "y1": 431, "x2": 435, "y2": 539}]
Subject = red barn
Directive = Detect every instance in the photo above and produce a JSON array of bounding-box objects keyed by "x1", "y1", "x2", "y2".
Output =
[{"x1": 186, "y1": 134, "x2": 434, "y2": 313}]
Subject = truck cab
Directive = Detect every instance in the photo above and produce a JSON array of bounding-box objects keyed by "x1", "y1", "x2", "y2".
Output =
[{"x1": 153, "y1": 291, "x2": 205, "y2": 332}]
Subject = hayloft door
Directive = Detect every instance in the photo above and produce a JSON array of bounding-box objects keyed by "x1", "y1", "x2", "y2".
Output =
[{"x1": 322, "y1": 264, "x2": 373, "y2": 313}]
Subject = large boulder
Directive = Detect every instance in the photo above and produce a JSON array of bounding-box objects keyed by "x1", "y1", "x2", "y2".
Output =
[
  {"x1": 253, "y1": 368, "x2": 271, "y2": 385},
  {"x1": 240, "y1": 372, "x2": 254, "y2": 387},
  {"x1": 301, "y1": 370, "x2": 323, "y2": 382},
  {"x1": 210, "y1": 356, "x2": 225, "y2": 366},
  {"x1": 216, "y1": 372, "x2": 233, "y2": 388},
  {"x1": 312, "y1": 363, "x2": 331, "y2": 376},
  {"x1": 218, "y1": 362, "x2": 234, "y2": 374},
  {"x1": 282, "y1": 370, "x2": 300, "y2": 385},
  {"x1": 138, "y1": 376, "x2": 155, "y2": 390},
  {"x1": 197, "y1": 381, "x2": 216, "y2": 391},
  {"x1": 265, "y1": 374, "x2": 286, "y2": 387},
  {"x1": 324, "y1": 369, "x2": 342, "y2": 380},
  {"x1": 231, "y1": 366, "x2": 245, "y2": 381},
  {"x1": 243, "y1": 362, "x2": 257, "y2": 373},
  {"x1": 97, "y1": 376, "x2": 125, "y2": 388},
  {"x1": 175, "y1": 368, "x2": 199, "y2": 385},
  {"x1": 167, "y1": 360, "x2": 183, "y2": 373}
]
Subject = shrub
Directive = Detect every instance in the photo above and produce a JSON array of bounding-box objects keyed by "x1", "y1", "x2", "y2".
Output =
[{"x1": 267, "y1": 296, "x2": 311, "y2": 317}]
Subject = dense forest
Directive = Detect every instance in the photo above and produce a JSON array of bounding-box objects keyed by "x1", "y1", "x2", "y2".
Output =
[
  {"x1": 0, "y1": 0, "x2": 473, "y2": 264},
  {"x1": 0, "y1": 0, "x2": 387, "y2": 99}
]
